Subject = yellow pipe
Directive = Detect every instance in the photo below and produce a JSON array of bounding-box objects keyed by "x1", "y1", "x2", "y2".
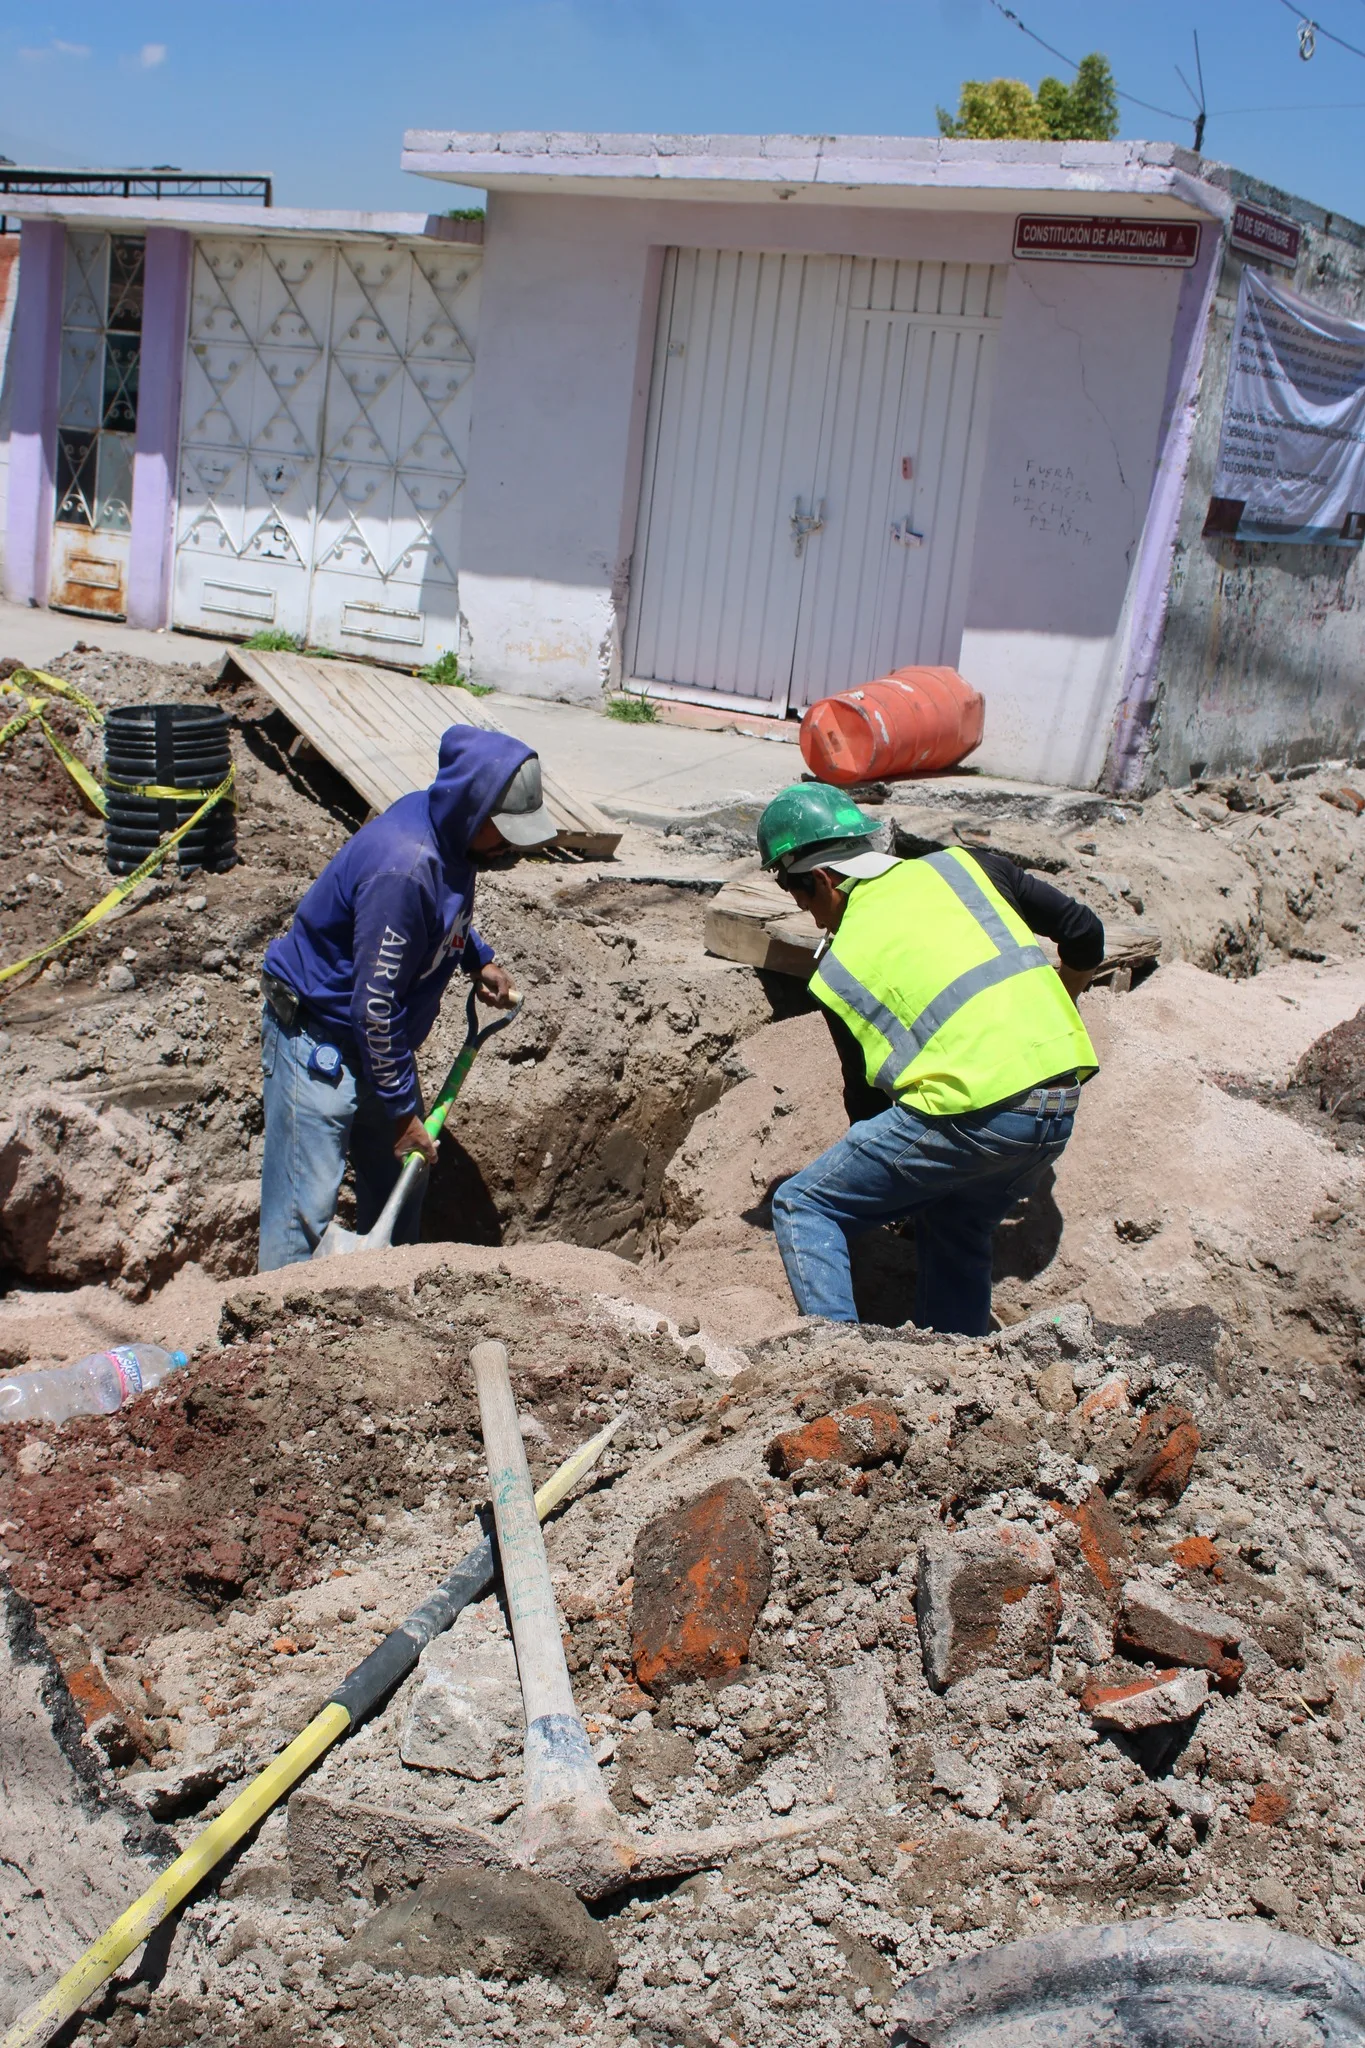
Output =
[
  {"x1": 0, "y1": 1705, "x2": 350, "y2": 2048},
  {"x1": 1, "y1": 1413, "x2": 624, "y2": 2048}
]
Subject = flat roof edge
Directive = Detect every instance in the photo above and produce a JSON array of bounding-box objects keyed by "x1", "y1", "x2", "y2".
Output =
[
  {"x1": 400, "y1": 148, "x2": 1216, "y2": 213},
  {"x1": 1, "y1": 194, "x2": 484, "y2": 242}
]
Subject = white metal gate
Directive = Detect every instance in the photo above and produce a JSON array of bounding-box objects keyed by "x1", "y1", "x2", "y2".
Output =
[
  {"x1": 172, "y1": 236, "x2": 479, "y2": 659},
  {"x1": 626, "y1": 250, "x2": 1003, "y2": 712}
]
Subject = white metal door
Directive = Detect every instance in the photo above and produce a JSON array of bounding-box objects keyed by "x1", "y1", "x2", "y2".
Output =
[
  {"x1": 625, "y1": 249, "x2": 841, "y2": 706},
  {"x1": 306, "y1": 242, "x2": 478, "y2": 657},
  {"x1": 174, "y1": 238, "x2": 331, "y2": 637},
  {"x1": 173, "y1": 238, "x2": 479, "y2": 659},
  {"x1": 790, "y1": 259, "x2": 1003, "y2": 709},
  {"x1": 627, "y1": 250, "x2": 1002, "y2": 709}
]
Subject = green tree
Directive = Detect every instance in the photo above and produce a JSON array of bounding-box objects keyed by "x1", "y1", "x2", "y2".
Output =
[
  {"x1": 937, "y1": 76, "x2": 1047, "y2": 140},
  {"x1": 1039, "y1": 54, "x2": 1120, "y2": 141},
  {"x1": 938, "y1": 53, "x2": 1119, "y2": 143}
]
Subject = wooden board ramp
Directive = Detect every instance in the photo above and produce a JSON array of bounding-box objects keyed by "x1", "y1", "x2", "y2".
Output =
[
  {"x1": 704, "y1": 866, "x2": 1162, "y2": 984},
  {"x1": 220, "y1": 650, "x2": 620, "y2": 859}
]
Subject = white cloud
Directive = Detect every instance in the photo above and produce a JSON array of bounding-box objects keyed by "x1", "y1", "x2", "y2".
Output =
[
  {"x1": 20, "y1": 38, "x2": 91, "y2": 59},
  {"x1": 139, "y1": 42, "x2": 167, "y2": 67}
]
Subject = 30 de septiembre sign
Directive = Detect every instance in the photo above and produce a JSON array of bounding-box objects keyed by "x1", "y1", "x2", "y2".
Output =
[
  {"x1": 1013, "y1": 216, "x2": 1202, "y2": 267},
  {"x1": 1229, "y1": 201, "x2": 1301, "y2": 270}
]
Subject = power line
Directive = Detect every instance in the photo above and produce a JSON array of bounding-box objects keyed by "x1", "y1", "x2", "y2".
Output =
[
  {"x1": 983, "y1": 0, "x2": 1191, "y2": 125},
  {"x1": 1277, "y1": 0, "x2": 1365, "y2": 61}
]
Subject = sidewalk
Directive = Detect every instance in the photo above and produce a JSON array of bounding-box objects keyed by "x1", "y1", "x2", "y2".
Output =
[
  {"x1": 0, "y1": 602, "x2": 800, "y2": 828},
  {"x1": 0, "y1": 601, "x2": 1108, "y2": 829}
]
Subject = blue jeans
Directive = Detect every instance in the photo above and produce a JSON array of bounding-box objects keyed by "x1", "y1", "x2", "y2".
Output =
[
  {"x1": 258, "y1": 1006, "x2": 425, "y2": 1272},
  {"x1": 771, "y1": 1097, "x2": 1075, "y2": 1335}
]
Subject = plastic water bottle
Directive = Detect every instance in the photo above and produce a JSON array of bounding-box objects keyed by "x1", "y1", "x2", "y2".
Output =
[{"x1": 0, "y1": 1345, "x2": 189, "y2": 1426}]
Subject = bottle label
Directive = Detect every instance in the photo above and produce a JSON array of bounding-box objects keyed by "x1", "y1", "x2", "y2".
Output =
[{"x1": 107, "y1": 1347, "x2": 143, "y2": 1403}]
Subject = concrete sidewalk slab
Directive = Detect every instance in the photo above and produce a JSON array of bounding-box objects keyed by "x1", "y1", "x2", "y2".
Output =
[
  {"x1": 0, "y1": 602, "x2": 1107, "y2": 828},
  {"x1": 0, "y1": 602, "x2": 803, "y2": 826},
  {"x1": 0, "y1": 602, "x2": 233, "y2": 673}
]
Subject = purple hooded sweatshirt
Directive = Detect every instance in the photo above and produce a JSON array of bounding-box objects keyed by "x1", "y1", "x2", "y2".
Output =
[{"x1": 263, "y1": 726, "x2": 533, "y2": 1118}]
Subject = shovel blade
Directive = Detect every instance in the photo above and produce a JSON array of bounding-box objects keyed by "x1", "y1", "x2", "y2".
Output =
[{"x1": 311, "y1": 1215, "x2": 396, "y2": 1261}]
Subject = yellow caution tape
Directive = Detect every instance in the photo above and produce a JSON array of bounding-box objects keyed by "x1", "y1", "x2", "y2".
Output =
[
  {"x1": 0, "y1": 764, "x2": 235, "y2": 989},
  {"x1": 2, "y1": 669, "x2": 107, "y2": 813},
  {"x1": 4, "y1": 667, "x2": 105, "y2": 723},
  {"x1": 36, "y1": 716, "x2": 108, "y2": 812},
  {"x1": 104, "y1": 770, "x2": 226, "y2": 800}
]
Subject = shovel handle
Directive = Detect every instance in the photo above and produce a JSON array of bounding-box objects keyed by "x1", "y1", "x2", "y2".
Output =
[{"x1": 398, "y1": 985, "x2": 524, "y2": 1167}]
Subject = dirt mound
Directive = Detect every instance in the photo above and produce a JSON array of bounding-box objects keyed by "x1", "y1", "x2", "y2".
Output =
[
  {"x1": 0, "y1": 1266, "x2": 704, "y2": 1655},
  {"x1": 0, "y1": 1090, "x2": 188, "y2": 1294},
  {"x1": 1295, "y1": 1006, "x2": 1365, "y2": 1121},
  {"x1": 6, "y1": 1281, "x2": 1361, "y2": 2045},
  {"x1": 654, "y1": 962, "x2": 1365, "y2": 1367}
]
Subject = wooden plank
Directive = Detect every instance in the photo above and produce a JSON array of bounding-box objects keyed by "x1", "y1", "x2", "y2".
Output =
[
  {"x1": 704, "y1": 868, "x2": 1164, "y2": 984},
  {"x1": 220, "y1": 650, "x2": 620, "y2": 857},
  {"x1": 704, "y1": 870, "x2": 821, "y2": 977}
]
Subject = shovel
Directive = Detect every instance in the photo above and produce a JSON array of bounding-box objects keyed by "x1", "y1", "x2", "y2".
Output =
[{"x1": 312, "y1": 983, "x2": 523, "y2": 1260}]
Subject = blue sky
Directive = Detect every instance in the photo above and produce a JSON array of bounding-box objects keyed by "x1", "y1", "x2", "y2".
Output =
[{"x1": 3, "y1": 1, "x2": 1365, "y2": 222}]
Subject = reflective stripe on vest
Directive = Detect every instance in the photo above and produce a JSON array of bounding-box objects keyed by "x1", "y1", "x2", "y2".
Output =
[{"x1": 812, "y1": 849, "x2": 1052, "y2": 1093}]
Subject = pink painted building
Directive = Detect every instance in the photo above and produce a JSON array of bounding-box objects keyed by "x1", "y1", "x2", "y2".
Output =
[{"x1": 3, "y1": 138, "x2": 1362, "y2": 790}]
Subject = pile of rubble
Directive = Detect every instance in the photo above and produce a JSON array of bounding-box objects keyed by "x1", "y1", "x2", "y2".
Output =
[
  {"x1": 5, "y1": 1268, "x2": 1364, "y2": 2046},
  {"x1": 4, "y1": 642, "x2": 1365, "y2": 2045}
]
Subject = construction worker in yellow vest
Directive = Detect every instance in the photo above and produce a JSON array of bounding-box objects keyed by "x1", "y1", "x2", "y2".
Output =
[{"x1": 756, "y1": 783, "x2": 1101, "y2": 1335}]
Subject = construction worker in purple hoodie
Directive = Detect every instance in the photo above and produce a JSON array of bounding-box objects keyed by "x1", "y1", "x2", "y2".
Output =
[{"x1": 257, "y1": 727, "x2": 555, "y2": 1271}]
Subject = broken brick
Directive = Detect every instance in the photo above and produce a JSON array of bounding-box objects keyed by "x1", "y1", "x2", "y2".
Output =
[
  {"x1": 915, "y1": 1522, "x2": 1060, "y2": 1693},
  {"x1": 1116, "y1": 1578, "x2": 1244, "y2": 1690},
  {"x1": 1057, "y1": 1486, "x2": 1130, "y2": 1599},
  {"x1": 63, "y1": 1660, "x2": 153, "y2": 1764},
  {"x1": 630, "y1": 1478, "x2": 772, "y2": 1697},
  {"x1": 1082, "y1": 1666, "x2": 1209, "y2": 1732},
  {"x1": 1248, "y1": 1783, "x2": 1293, "y2": 1826},
  {"x1": 766, "y1": 1400, "x2": 904, "y2": 1479},
  {"x1": 1123, "y1": 1404, "x2": 1200, "y2": 1502},
  {"x1": 1170, "y1": 1535, "x2": 1221, "y2": 1576},
  {"x1": 1077, "y1": 1374, "x2": 1131, "y2": 1425}
]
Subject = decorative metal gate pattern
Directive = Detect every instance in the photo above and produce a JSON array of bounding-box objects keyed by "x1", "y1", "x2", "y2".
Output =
[
  {"x1": 51, "y1": 231, "x2": 145, "y2": 616},
  {"x1": 627, "y1": 249, "x2": 1003, "y2": 712},
  {"x1": 172, "y1": 237, "x2": 479, "y2": 657}
]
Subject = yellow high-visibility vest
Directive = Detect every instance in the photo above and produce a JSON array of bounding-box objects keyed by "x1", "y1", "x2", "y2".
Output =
[{"x1": 810, "y1": 850, "x2": 1098, "y2": 1115}]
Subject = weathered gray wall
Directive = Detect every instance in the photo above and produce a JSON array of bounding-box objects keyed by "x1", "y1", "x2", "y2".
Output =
[{"x1": 1144, "y1": 171, "x2": 1365, "y2": 789}]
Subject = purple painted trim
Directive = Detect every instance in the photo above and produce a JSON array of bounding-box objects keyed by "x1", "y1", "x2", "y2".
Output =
[
  {"x1": 3, "y1": 220, "x2": 64, "y2": 606},
  {"x1": 128, "y1": 228, "x2": 192, "y2": 628},
  {"x1": 1102, "y1": 232, "x2": 1223, "y2": 793}
]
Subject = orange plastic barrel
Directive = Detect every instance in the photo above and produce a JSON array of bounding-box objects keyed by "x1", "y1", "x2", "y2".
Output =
[{"x1": 799, "y1": 667, "x2": 985, "y2": 787}]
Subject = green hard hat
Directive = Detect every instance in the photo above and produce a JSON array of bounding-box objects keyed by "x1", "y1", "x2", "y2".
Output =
[{"x1": 757, "y1": 782, "x2": 879, "y2": 871}]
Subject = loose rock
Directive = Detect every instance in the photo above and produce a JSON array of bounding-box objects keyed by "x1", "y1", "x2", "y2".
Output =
[
  {"x1": 352, "y1": 1869, "x2": 619, "y2": 1989},
  {"x1": 1082, "y1": 1666, "x2": 1210, "y2": 1732},
  {"x1": 916, "y1": 1522, "x2": 1060, "y2": 1692},
  {"x1": 1122, "y1": 1402, "x2": 1201, "y2": 1502},
  {"x1": 399, "y1": 1620, "x2": 523, "y2": 1778},
  {"x1": 630, "y1": 1477, "x2": 772, "y2": 1696},
  {"x1": 1116, "y1": 1578, "x2": 1244, "y2": 1689},
  {"x1": 766, "y1": 1399, "x2": 905, "y2": 1477}
]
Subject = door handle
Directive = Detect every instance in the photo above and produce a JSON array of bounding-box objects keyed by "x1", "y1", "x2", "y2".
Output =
[
  {"x1": 790, "y1": 497, "x2": 826, "y2": 558},
  {"x1": 891, "y1": 520, "x2": 924, "y2": 548}
]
